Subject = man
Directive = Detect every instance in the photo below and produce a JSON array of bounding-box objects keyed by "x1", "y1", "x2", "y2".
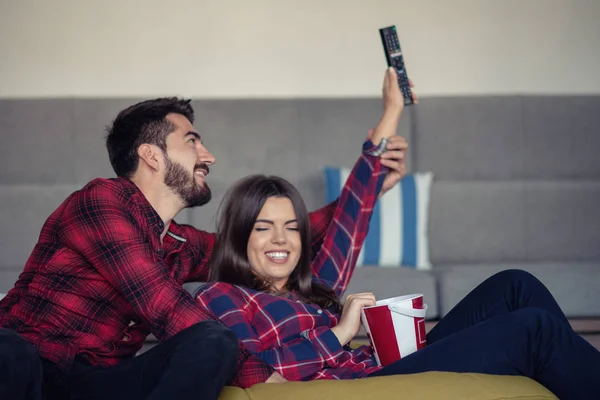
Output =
[{"x1": 0, "y1": 69, "x2": 411, "y2": 399}]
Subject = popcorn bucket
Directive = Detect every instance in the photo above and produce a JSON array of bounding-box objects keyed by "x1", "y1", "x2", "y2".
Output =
[{"x1": 360, "y1": 294, "x2": 428, "y2": 367}]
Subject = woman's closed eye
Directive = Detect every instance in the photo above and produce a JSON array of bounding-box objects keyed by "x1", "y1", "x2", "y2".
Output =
[{"x1": 253, "y1": 224, "x2": 297, "y2": 232}]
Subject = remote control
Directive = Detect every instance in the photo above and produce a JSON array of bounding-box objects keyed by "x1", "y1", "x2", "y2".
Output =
[{"x1": 379, "y1": 25, "x2": 413, "y2": 106}]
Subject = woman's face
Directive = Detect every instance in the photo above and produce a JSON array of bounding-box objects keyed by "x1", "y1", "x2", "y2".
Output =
[{"x1": 247, "y1": 196, "x2": 301, "y2": 291}]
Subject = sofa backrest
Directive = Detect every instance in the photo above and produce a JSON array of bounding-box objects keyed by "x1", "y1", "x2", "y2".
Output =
[
  {"x1": 414, "y1": 97, "x2": 600, "y2": 265},
  {"x1": 1, "y1": 97, "x2": 599, "y2": 293}
]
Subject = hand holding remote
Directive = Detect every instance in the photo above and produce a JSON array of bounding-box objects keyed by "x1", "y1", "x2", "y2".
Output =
[{"x1": 380, "y1": 25, "x2": 415, "y2": 106}]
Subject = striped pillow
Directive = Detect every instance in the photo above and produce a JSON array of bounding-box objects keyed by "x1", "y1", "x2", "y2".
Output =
[{"x1": 324, "y1": 167, "x2": 433, "y2": 270}]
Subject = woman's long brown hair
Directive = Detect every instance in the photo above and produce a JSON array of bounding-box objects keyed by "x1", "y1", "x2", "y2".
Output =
[{"x1": 207, "y1": 174, "x2": 341, "y2": 311}]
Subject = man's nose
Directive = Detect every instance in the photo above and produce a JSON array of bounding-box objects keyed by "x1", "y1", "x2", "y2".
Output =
[{"x1": 198, "y1": 145, "x2": 216, "y2": 166}]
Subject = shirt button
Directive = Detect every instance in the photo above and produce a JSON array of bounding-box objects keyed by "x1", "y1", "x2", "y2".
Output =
[
  {"x1": 157, "y1": 248, "x2": 163, "y2": 254},
  {"x1": 317, "y1": 309, "x2": 323, "y2": 314}
]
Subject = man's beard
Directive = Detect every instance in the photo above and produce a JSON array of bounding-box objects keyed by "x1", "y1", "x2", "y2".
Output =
[{"x1": 163, "y1": 155, "x2": 211, "y2": 208}]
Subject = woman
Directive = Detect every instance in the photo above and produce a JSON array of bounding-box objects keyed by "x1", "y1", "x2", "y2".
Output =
[{"x1": 195, "y1": 73, "x2": 600, "y2": 400}]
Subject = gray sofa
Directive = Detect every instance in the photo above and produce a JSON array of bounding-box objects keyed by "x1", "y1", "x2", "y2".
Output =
[{"x1": 1, "y1": 96, "x2": 599, "y2": 321}]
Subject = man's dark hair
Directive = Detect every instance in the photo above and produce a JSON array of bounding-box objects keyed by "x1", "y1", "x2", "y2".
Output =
[{"x1": 105, "y1": 97, "x2": 195, "y2": 177}]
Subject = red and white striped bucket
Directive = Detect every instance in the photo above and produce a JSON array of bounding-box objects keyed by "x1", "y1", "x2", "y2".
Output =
[{"x1": 360, "y1": 294, "x2": 428, "y2": 367}]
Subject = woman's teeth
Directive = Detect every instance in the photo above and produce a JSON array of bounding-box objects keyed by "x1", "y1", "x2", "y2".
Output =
[{"x1": 266, "y1": 252, "x2": 288, "y2": 260}]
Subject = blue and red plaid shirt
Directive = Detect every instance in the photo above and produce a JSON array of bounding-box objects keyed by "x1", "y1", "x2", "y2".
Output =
[
  {"x1": 195, "y1": 140, "x2": 387, "y2": 381},
  {"x1": 0, "y1": 175, "x2": 337, "y2": 388}
]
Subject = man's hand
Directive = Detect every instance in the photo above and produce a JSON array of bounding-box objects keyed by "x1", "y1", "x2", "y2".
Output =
[
  {"x1": 366, "y1": 129, "x2": 409, "y2": 197},
  {"x1": 381, "y1": 136, "x2": 409, "y2": 196},
  {"x1": 265, "y1": 372, "x2": 288, "y2": 384}
]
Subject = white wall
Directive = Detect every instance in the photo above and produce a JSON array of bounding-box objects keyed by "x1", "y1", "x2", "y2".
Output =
[{"x1": 1, "y1": 0, "x2": 599, "y2": 98}]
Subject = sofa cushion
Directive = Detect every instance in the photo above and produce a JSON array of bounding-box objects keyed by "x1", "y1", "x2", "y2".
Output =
[
  {"x1": 428, "y1": 181, "x2": 528, "y2": 264},
  {"x1": 523, "y1": 182, "x2": 600, "y2": 261},
  {"x1": 324, "y1": 168, "x2": 433, "y2": 269},
  {"x1": 218, "y1": 372, "x2": 557, "y2": 400},
  {"x1": 428, "y1": 181, "x2": 600, "y2": 264},
  {"x1": 412, "y1": 97, "x2": 526, "y2": 181},
  {"x1": 411, "y1": 96, "x2": 600, "y2": 181},
  {"x1": 435, "y1": 263, "x2": 600, "y2": 317},
  {"x1": 521, "y1": 96, "x2": 600, "y2": 180}
]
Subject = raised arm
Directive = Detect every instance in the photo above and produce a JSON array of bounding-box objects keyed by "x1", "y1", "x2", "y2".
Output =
[
  {"x1": 307, "y1": 200, "x2": 338, "y2": 262},
  {"x1": 196, "y1": 283, "x2": 346, "y2": 381},
  {"x1": 59, "y1": 182, "x2": 271, "y2": 388},
  {"x1": 311, "y1": 68, "x2": 408, "y2": 297},
  {"x1": 310, "y1": 143, "x2": 387, "y2": 297}
]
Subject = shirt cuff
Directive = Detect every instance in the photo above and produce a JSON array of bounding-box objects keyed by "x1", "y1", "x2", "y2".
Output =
[
  {"x1": 302, "y1": 326, "x2": 345, "y2": 368},
  {"x1": 362, "y1": 138, "x2": 388, "y2": 157}
]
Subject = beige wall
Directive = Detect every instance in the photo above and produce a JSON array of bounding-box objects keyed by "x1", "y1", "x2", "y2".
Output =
[{"x1": 1, "y1": 0, "x2": 599, "y2": 98}]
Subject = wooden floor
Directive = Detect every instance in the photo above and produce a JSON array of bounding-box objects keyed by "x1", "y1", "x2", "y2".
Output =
[{"x1": 571, "y1": 319, "x2": 600, "y2": 350}]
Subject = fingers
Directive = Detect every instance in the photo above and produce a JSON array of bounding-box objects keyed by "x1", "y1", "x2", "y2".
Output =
[
  {"x1": 382, "y1": 136, "x2": 408, "y2": 161},
  {"x1": 382, "y1": 68, "x2": 391, "y2": 90},
  {"x1": 383, "y1": 68, "x2": 399, "y2": 92},
  {"x1": 384, "y1": 136, "x2": 409, "y2": 152},
  {"x1": 345, "y1": 293, "x2": 376, "y2": 303},
  {"x1": 381, "y1": 149, "x2": 405, "y2": 160},
  {"x1": 381, "y1": 158, "x2": 406, "y2": 173},
  {"x1": 412, "y1": 90, "x2": 419, "y2": 104},
  {"x1": 387, "y1": 67, "x2": 397, "y2": 82},
  {"x1": 381, "y1": 157, "x2": 406, "y2": 167},
  {"x1": 346, "y1": 292, "x2": 377, "y2": 307},
  {"x1": 408, "y1": 79, "x2": 419, "y2": 104},
  {"x1": 358, "y1": 297, "x2": 377, "y2": 308},
  {"x1": 346, "y1": 292, "x2": 376, "y2": 299}
]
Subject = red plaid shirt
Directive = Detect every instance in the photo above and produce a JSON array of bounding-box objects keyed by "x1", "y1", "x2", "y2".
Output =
[
  {"x1": 0, "y1": 176, "x2": 336, "y2": 388},
  {"x1": 195, "y1": 141, "x2": 387, "y2": 381}
]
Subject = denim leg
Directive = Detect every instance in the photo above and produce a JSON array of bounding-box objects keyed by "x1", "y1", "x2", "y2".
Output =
[
  {"x1": 66, "y1": 321, "x2": 239, "y2": 400},
  {"x1": 428, "y1": 269, "x2": 569, "y2": 343},
  {"x1": 370, "y1": 308, "x2": 600, "y2": 400},
  {"x1": 0, "y1": 329, "x2": 43, "y2": 400}
]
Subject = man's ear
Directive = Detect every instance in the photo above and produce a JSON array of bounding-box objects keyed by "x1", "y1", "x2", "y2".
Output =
[{"x1": 137, "y1": 144, "x2": 162, "y2": 172}]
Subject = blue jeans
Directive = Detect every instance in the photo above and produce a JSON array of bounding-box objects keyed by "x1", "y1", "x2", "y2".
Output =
[
  {"x1": 1, "y1": 321, "x2": 239, "y2": 400},
  {"x1": 369, "y1": 269, "x2": 600, "y2": 400},
  {"x1": 0, "y1": 328, "x2": 43, "y2": 400}
]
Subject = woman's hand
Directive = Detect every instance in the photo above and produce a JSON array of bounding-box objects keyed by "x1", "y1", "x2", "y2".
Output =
[{"x1": 331, "y1": 292, "x2": 376, "y2": 346}]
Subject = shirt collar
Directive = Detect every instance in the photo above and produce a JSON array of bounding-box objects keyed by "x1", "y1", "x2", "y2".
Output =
[
  {"x1": 115, "y1": 178, "x2": 189, "y2": 244},
  {"x1": 116, "y1": 177, "x2": 165, "y2": 237}
]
